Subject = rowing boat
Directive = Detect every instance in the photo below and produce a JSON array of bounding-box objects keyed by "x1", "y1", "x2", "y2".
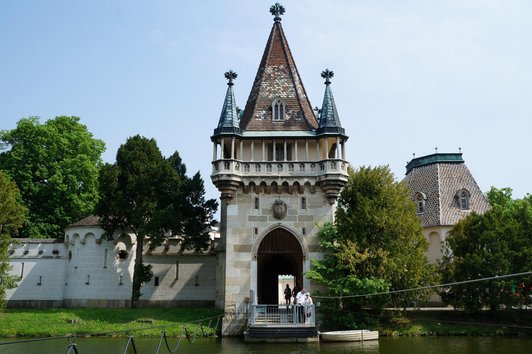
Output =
[{"x1": 320, "y1": 329, "x2": 379, "y2": 342}]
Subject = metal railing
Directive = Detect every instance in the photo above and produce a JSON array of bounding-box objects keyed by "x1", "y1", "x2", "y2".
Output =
[{"x1": 248, "y1": 304, "x2": 315, "y2": 326}]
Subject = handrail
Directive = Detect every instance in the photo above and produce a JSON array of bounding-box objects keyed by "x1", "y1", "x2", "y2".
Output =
[{"x1": 248, "y1": 304, "x2": 315, "y2": 326}]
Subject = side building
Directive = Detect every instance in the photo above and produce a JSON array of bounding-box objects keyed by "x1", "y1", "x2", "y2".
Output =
[
  {"x1": 6, "y1": 215, "x2": 218, "y2": 308},
  {"x1": 405, "y1": 152, "x2": 490, "y2": 263}
]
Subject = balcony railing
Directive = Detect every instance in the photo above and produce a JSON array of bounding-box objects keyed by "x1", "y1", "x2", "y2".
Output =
[
  {"x1": 212, "y1": 159, "x2": 347, "y2": 177},
  {"x1": 248, "y1": 304, "x2": 315, "y2": 326}
]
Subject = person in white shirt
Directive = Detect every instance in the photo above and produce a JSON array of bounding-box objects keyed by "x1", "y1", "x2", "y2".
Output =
[{"x1": 295, "y1": 288, "x2": 307, "y2": 323}]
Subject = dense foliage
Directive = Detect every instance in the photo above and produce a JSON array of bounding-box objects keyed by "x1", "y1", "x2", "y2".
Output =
[
  {"x1": 0, "y1": 116, "x2": 105, "y2": 238},
  {"x1": 0, "y1": 171, "x2": 27, "y2": 308},
  {"x1": 96, "y1": 135, "x2": 217, "y2": 306},
  {"x1": 307, "y1": 166, "x2": 435, "y2": 328},
  {"x1": 439, "y1": 187, "x2": 532, "y2": 311}
]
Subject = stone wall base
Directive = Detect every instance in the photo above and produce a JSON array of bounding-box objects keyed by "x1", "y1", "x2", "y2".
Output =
[{"x1": 7, "y1": 299, "x2": 215, "y2": 309}]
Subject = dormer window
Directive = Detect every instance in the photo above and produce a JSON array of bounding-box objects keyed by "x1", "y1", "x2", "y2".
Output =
[
  {"x1": 458, "y1": 189, "x2": 470, "y2": 210},
  {"x1": 272, "y1": 98, "x2": 285, "y2": 121},
  {"x1": 415, "y1": 192, "x2": 426, "y2": 214}
]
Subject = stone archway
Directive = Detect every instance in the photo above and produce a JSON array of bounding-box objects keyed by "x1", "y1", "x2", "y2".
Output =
[{"x1": 257, "y1": 228, "x2": 303, "y2": 304}]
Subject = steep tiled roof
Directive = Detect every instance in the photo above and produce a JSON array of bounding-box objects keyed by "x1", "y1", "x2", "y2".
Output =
[
  {"x1": 214, "y1": 73, "x2": 241, "y2": 135},
  {"x1": 318, "y1": 72, "x2": 345, "y2": 136},
  {"x1": 239, "y1": 21, "x2": 318, "y2": 131},
  {"x1": 405, "y1": 153, "x2": 490, "y2": 227},
  {"x1": 67, "y1": 215, "x2": 101, "y2": 227}
]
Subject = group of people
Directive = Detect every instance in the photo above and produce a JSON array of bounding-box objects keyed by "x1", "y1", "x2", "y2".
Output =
[{"x1": 283, "y1": 284, "x2": 313, "y2": 323}]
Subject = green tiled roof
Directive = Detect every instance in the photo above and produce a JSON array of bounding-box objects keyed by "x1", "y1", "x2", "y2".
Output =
[{"x1": 406, "y1": 153, "x2": 464, "y2": 174}]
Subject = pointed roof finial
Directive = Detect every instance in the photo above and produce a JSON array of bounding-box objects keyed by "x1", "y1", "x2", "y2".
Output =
[
  {"x1": 224, "y1": 70, "x2": 237, "y2": 86},
  {"x1": 321, "y1": 69, "x2": 334, "y2": 85},
  {"x1": 435, "y1": 147, "x2": 438, "y2": 154},
  {"x1": 270, "y1": 3, "x2": 285, "y2": 22}
]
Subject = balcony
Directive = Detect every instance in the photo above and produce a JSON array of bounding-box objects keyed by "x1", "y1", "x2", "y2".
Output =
[{"x1": 211, "y1": 159, "x2": 348, "y2": 179}]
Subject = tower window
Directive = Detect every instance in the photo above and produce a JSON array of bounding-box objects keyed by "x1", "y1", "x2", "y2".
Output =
[
  {"x1": 272, "y1": 98, "x2": 285, "y2": 121},
  {"x1": 254, "y1": 197, "x2": 260, "y2": 210},
  {"x1": 458, "y1": 190, "x2": 470, "y2": 210},
  {"x1": 415, "y1": 192, "x2": 426, "y2": 214},
  {"x1": 301, "y1": 197, "x2": 307, "y2": 210}
]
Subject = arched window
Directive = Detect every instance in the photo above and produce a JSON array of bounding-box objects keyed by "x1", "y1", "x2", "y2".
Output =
[
  {"x1": 458, "y1": 189, "x2": 470, "y2": 210},
  {"x1": 272, "y1": 98, "x2": 285, "y2": 121},
  {"x1": 415, "y1": 192, "x2": 426, "y2": 213}
]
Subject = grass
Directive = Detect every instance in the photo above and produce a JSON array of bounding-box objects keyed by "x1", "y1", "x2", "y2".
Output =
[
  {"x1": 0, "y1": 307, "x2": 223, "y2": 338},
  {"x1": 377, "y1": 310, "x2": 532, "y2": 337}
]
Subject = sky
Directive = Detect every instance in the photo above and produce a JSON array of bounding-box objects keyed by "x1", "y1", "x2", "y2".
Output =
[{"x1": 1, "y1": 0, "x2": 531, "y2": 204}]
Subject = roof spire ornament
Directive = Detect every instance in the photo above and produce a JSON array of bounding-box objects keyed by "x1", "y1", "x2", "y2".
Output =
[
  {"x1": 270, "y1": 3, "x2": 285, "y2": 22},
  {"x1": 224, "y1": 70, "x2": 237, "y2": 86},
  {"x1": 321, "y1": 69, "x2": 334, "y2": 85}
]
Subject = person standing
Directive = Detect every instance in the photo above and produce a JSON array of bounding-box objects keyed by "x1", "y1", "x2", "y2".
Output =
[
  {"x1": 292, "y1": 283, "x2": 301, "y2": 305},
  {"x1": 295, "y1": 288, "x2": 307, "y2": 323},
  {"x1": 283, "y1": 284, "x2": 292, "y2": 306},
  {"x1": 303, "y1": 292, "x2": 313, "y2": 324}
]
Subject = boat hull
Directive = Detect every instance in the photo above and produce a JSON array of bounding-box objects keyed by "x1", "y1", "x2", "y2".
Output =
[{"x1": 320, "y1": 330, "x2": 379, "y2": 342}]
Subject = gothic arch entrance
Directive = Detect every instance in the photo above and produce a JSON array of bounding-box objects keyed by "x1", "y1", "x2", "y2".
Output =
[{"x1": 257, "y1": 228, "x2": 303, "y2": 304}]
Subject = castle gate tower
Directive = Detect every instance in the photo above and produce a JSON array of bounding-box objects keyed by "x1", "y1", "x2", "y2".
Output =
[{"x1": 211, "y1": 4, "x2": 349, "y2": 313}]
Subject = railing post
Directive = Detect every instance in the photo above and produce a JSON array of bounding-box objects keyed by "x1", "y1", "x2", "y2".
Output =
[{"x1": 249, "y1": 290, "x2": 255, "y2": 326}]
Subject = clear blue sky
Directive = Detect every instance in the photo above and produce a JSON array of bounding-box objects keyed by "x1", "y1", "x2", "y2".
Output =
[{"x1": 1, "y1": 0, "x2": 531, "y2": 203}]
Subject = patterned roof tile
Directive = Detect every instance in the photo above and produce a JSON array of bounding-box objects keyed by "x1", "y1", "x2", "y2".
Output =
[
  {"x1": 405, "y1": 154, "x2": 489, "y2": 227},
  {"x1": 239, "y1": 21, "x2": 317, "y2": 131}
]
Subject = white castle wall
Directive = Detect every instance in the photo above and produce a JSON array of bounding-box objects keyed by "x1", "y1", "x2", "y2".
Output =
[
  {"x1": 6, "y1": 240, "x2": 67, "y2": 307},
  {"x1": 62, "y1": 227, "x2": 135, "y2": 306},
  {"x1": 6, "y1": 225, "x2": 217, "y2": 308}
]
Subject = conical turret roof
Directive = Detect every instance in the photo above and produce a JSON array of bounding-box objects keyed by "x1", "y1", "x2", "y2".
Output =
[
  {"x1": 239, "y1": 19, "x2": 317, "y2": 132},
  {"x1": 318, "y1": 69, "x2": 345, "y2": 135},
  {"x1": 214, "y1": 71, "x2": 241, "y2": 135}
]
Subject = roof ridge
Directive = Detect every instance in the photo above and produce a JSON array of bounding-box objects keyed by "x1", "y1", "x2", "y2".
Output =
[
  {"x1": 277, "y1": 24, "x2": 316, "y2": 131},
  {"x1": 436, "y1": 163, "x2": 442, "y2": 226}
]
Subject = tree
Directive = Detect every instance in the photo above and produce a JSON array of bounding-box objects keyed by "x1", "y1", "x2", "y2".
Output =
[
  {"x1": 0, "y1": 116, "x2": 105, "y2": 238},
  {"x1": 307, "y1": 166, "x2": 435, "y2": 327},
  {"x1": 0, "y1": 171, "x2": 27, "y2": 308},
  {"x1": 439, "y1": 187, "x2": 532, "y2": 312},
  {"x1": 96, "y1": 135, "x2": 217, "y2": 307}
]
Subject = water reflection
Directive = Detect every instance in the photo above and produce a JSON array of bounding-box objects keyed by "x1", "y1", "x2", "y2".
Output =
[{"x1": 0, "y1": 336, "x2": 530, "y2": 354}]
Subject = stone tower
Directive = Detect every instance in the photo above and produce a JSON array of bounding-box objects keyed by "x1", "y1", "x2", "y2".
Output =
[
  {"x1": 210, "y1": 4, "x2": 348, "y2": 313},
  {"x1": 405, "y1": 152, "x2": 490, "y2": 263}
]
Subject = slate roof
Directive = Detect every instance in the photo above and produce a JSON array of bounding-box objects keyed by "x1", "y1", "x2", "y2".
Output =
[
  {"x1": 214, "y1": 77, "x2": 241, "y2": 135},
  {"x1": 239, "y1": 20, "x2": 318, "y2": 132},
  {"x1": 405, "y1": 153, "x2": 490, "y2": 227},
  {"x1": 318, "y1": 80, "x2": 345, "y2": 136},
  {"x1": 67, "y1": 215, "x2": 102, "y2": 227}
]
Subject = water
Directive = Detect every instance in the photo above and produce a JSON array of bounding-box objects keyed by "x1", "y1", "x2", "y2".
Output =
[{"x1": 0, "y1": 336, "x2": 530, "y2": 354}]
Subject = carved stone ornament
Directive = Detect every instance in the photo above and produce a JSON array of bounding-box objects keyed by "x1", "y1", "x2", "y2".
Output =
[{"x1": 272, "y1": 199, "x2": 287, "y2": 220}]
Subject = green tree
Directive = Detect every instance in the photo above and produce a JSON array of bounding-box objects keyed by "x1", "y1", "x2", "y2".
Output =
[
  {"x1": 439, "y1": 187, "x2": 532, "y2": 311},
  {"x1": 96, "y1": 135, "x2": 217, "y2": 307},
  {"x1": 0, "y1": 171, "x2": 27, "y2": 308},
  {"x1": 307, "y1": 166, "x2": 435, "y2": 326},
  {"x1": 0, "y1": 116, "x2": 105, "y2": 238}
]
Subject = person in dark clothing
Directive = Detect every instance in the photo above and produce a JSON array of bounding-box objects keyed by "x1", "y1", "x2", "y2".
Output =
[
  {"x1": 283, "y1": 284, "x2": 292, "y2": 305},
  {"x1": 292, "y1": 284, "x2": 301, "y2": 305}
]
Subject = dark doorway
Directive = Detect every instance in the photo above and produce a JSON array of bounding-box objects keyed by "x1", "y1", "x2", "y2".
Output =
[{"x1": 257, "y1": 228, "x2": 303, "y2": 304}]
